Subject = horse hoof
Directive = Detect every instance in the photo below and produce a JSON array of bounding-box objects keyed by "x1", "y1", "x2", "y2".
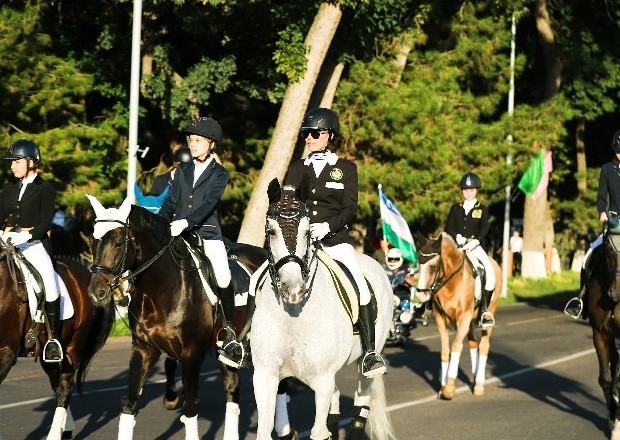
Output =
[
  {"x1": 279, "y1": 429, "x2": 298, "y2": 440},
  {"x1": 61, "y1": 431, "x2": 74, "y2": 440},
  {"x1": 438, "y1": 384, "x2": 455, "y2": 400},
  {"x1": 163, "y1": 395, "x2": 180, "y2": 410},
  {"x1": 473, "y1": 385, "x2": 485, "y2": 396}
]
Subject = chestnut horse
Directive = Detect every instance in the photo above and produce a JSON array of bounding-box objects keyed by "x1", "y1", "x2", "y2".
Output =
[
  {"x1": 0, "y1": 244, "x2": 113, "y2": 440},
  {"x1": 587, "y1": 224, "x2": 620, "y2": 440},
  {"x1": 416, "y1": 232, "x2": 501, "y2": 399},
  {"x1": 86, "y1": 195, "x2": 287, "y2": 440}
]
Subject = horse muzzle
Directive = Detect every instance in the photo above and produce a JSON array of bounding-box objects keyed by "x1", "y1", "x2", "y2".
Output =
[{"x1": 280, "y1": 282, "x2": 307, "y2": 305}]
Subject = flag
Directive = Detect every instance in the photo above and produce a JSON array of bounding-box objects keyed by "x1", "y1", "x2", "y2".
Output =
[
  {"x1": 517, "y1": 149, "x2": 552, "y2": 200},
  {"x1": 378, "y1": 185, "x2": 417, "y2": 264}
]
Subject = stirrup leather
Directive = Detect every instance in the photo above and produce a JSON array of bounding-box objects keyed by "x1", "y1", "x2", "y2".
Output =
[
  {"x1": 563, "y1": 297, "x2": 583, "y2": 320},
  {"x1": 361, "y1": 351, "x2": 387, "y2": 378},
  {"x1": 43, "y1": 339, "x2": 63, "y2": 363},
  {"x1": 480, "y1": 311, "x2": 495, "y2": 328}
]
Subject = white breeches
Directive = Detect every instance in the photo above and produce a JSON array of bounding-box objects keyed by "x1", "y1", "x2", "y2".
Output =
[
  {"x1": 322, "y1": 243, "x2": 371, "y2": 305},
  {"x1": 203, "y1": 239, "x2": 231, "y2": 288},
  {"x1": 18, "y1": 241, "x2": 58, "y2": 301},
  {"x1": 583, "y1": 233, "x2": 603, "y2": 269},
  {"x1": 469, "y1": 245, "x2": 495, "y2": 291}
]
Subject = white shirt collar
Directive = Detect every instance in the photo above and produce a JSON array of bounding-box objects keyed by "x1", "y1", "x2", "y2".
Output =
[{"x1": 463, "y1": 198, "x2": 477, "y2": 215}]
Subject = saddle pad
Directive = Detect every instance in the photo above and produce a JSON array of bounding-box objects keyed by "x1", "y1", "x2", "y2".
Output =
[
  {"x1": 316, "y1": 250, "x2": 359, "y2": 324},
  {"x1": 17, "y1": 259, "x2": 74, "y2": 322}
]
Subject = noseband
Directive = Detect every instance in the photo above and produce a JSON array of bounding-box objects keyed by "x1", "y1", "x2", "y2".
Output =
[
  {"x1": 416, "y1": 248, "x2": 465, "y2": 296},
  {"x1": 265, "y1": 204, "x2": 318, "y2": 303}
]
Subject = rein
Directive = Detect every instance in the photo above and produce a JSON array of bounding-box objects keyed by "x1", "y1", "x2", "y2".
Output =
[
  {"x1": 90, "y1": 219, "x2": 174, "y2": 292},
  {"x1": 417, "y1": 251, "x2": 465, "y2": 297}
]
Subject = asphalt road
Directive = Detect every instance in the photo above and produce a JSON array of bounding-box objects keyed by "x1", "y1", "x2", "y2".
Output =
[{"x1": 0, "y1": 298, "x2": 609, "y2": 439}]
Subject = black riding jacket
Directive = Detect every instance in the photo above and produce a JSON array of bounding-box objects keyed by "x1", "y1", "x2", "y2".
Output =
[{"x1": 597, "y1": 159, "x2": 620, "y2": 217}]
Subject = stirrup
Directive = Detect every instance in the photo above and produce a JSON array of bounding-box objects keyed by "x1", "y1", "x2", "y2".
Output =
[
  {"x1": 361, "y1": 351, "x2": 387, "y2": 378},
  {"x1": 43, "y1": 339, "x2": 63, "y2": 363},
  {"x1": 563, "y1": 297, "x2": 583, "y2": 320},
  {"x1": 216, "y1": 325, "x2": 236, "y2": 348},
  {"x1": 218, "y1": 339, "x2": 245, "y2": 369},
  {"x1": 480, "y1": 311, "x2": 495, "y2": 328}
]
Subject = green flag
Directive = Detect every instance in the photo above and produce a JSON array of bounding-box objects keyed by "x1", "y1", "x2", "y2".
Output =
[{"x1": 518, "y1": 150, "x2": 545, "y2": 197}]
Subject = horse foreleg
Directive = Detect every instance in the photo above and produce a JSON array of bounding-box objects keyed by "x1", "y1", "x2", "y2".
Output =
[
  {"x1": 119, "y1": 345, "x2": 160, "y2": 440},
  {"x1": 179, "y1": 357, "x2": 203, "y2": 440},
  {"x1": 472, "y1": 325, "x2": 492, "y2": 396},
  {"x1": 218, "y1": 361, "x2": 241, "y2": 440},
  {"x1": 327, "y1": 386, "x2": 341, "y2": 440},
  {"x1": 440, "y1": 315, "x2": 471, "y2": 400},
  {"x1": 163, "y1": 357, "x2": 180, "y2": 410},
  {"x1": 253, "y1": 368, "x2": 280, "y2": 440},
  {"x1": 309, "y1": 375, "x2": 337, "y2": 440},
  {"x1": 435, "y1": 316, "x2": 451, "y2": 388}
]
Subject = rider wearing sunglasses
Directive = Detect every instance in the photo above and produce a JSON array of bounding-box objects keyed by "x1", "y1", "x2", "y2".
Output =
[{"x1": 284, "y1": 107, "x2": 388, "y2": 379}]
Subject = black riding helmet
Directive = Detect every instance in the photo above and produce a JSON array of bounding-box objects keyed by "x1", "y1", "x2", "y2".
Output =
[
  {"x1": 173, "y1": 146, "x2": 192, "y2": 163},
  {"x1": 611, "y1": 130, "x2": 620, "y2": 153},
  {"x1": 185, "y1": 117, "x2": 223, "y2": 145},
  {"x1": 460, "y1": 172, "x2": 482, "y2": 189},
  {"x1": 301, "y1": 108, "x2": 340, "y2": 137},
  {"x1": 4, "y1": 138, "x2": 41, "y2": 165}
]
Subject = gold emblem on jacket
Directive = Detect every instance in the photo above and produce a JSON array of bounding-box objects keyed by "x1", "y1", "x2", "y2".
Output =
[
  {"x1": 330, "y1": 168, "x2": 343, "y2": 180},
  {"x1": 472, "y1": 209, "x2": 482, "y2": 219}
]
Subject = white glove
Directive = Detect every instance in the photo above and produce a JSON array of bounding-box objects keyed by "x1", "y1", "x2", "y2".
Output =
[
  {"x1": 462, "y1": 239, "x2": 480, "y2": 252},
  {"x1": 455, "y1": 234, "x2": 467, "y2": 246},
  {"x1": 170, "y1": 219, "x2": 189, "y2": 237},
  {"x1": 310, "y1": 222, "x2": 330, "y2": 241},
  {"x1": 5, "y1": 231, "x2": 32, "y2": 246}
]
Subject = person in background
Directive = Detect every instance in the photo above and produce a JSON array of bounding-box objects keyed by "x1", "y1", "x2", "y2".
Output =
[
  {"x1": 149, "y1": 146, "x2": 192, "y2": 196},
  {"x1": 509, "y1": 229, "x2": 523, "y2": 276},
  {"x1": 445, "y1": 172, "x2": 496, "y2": 328},
  {"x1": 284, "y1": 107, "x2": 387, "y2": 378},
  {"x1": 565, "y1": 129, "x2": 620, "y2": 319},
  {"x1": 0, "y1": 139, "x2": 63, "y2": 362}
]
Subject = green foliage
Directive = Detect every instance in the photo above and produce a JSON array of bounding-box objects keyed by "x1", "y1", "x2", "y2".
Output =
[{"x1": 273, "y1": 25, "x2": 308, "y2": 83}]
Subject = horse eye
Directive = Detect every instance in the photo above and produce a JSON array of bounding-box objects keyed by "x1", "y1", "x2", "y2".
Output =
[{"x1": 266, "y1": 228, "x2": 276, "y2": 236}]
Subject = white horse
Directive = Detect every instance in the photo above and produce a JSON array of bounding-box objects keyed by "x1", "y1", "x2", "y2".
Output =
[{"x1": 251, "y1": 179, "x2": 395, "y2": 440}]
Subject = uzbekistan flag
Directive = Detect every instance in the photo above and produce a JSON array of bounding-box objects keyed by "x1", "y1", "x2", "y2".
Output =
[{"x1": 378, "y1": 185, "x2": 417, "y2": 264}]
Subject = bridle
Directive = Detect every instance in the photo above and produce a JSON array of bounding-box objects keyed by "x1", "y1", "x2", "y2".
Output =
[
  {"x1": 90, "y1": 219, "x2": 174, "y2": 297},
  {"x1": 416, "y1": 247, "x2": 465, "y2": 297},
  {"x1": 265, "y1": 203, "x2": 318, "y2": 303}
]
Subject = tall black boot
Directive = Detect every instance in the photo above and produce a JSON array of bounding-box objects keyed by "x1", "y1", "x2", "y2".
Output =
[
  {"x1": 238, "y1": 293, "x2": 256, "y2": 368},
  {"x1": 564, "y1": 268, "x2": 587, "y2": 319},
  {"x1": 357, "y1": 304, "x2": 386, "y2": 378},
  {"x1": 217, "y1": 283, "x2": 244, "y2": 368},
  {"x1": 479, "y1": 290, "x2": 495, "y2": 328},
  {"x1": 43, "y1": 298, "x2": 63, "y2": 363}
]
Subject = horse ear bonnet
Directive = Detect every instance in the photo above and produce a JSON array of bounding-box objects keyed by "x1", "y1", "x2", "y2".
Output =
[
  {"x1": 267, "y1": 178, "x2": 281, "y2": 204},
  {"x1": 296, "y1": 174, "x2": 310, "y2": 203}
]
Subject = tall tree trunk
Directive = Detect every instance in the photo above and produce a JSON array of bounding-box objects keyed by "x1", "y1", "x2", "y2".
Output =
[
  {"x1": 576, "y1": 118, "x2": 587, "y2": 193},
  {"x1": 521, "y1": 0, "x2": 562, "y2": 278},
  {"x1": 237, "y1": 3, "x2": 342, "y2": 245}
]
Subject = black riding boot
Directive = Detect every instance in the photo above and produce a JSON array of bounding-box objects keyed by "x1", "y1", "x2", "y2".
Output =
[
  {"x1": 217, "y1": 283, "x2": 244, "y2": 368},
  {"x1": 479, "y1": 290, "x2": 495, "y2": 328},
  {"x1": 43, "y1": 298, "x2": 63, "y2": 363},
  {"x1": 564, "y1": 268, "x2": 587, "y2": 320},
  {"x1": 357, "y1": 304, "x2": 387, "y2": 378}
]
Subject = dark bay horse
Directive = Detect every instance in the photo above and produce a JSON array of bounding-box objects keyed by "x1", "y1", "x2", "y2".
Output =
[
  {"x1": 0, "y1": 245, "x2": 113, "y2": 440},
  {"x1": 587, "y1": 225, "x2": 620, "y2": 440},
  {"x1": 86, "y1": 195, "x2": 273, "y2": 439},
  {"x1": 416, "y1": 232, "x2": 501, "y2": 399}
]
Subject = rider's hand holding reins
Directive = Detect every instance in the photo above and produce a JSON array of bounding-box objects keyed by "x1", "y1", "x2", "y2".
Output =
[
  {"x1": 456, "y1": 234, "x2": 467, "y2": 246},
  {"x1": 3, "y1": 231, "x2": 31, "y2": 246},
  {"x1": 462, "y1": 239, "x2": 480, "y2": 252},
  {"x1": 170, "y1": 219, "x2": 188, "y2": 237},
  {"x1": 310, "y1": 222, "x2": 329, "y2": 241}
]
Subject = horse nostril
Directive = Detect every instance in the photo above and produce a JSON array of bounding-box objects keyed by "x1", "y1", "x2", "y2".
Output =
[{"x1": 96, "y1": 290, "x2": 107, "y2": 301}]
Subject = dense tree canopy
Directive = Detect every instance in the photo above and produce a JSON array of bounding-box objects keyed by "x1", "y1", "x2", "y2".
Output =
[{"x1": 0, "y1": 0, "x2": 619, "y2": 263}]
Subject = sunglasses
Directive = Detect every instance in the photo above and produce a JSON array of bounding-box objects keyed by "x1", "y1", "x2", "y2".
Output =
[{"x1": 299, "y1": 128, "x2": 328, "y2": 139}]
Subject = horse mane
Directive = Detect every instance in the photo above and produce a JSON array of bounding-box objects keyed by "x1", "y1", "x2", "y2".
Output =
[
  {"x1": 440, "y1": 232, "x2": 461, "y2": 260},
  {"x1": 128, "y1": 204, "x2": 172, "y2": 246}
]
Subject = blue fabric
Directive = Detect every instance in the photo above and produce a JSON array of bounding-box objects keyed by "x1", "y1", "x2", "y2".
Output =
[{"x1": 135, "y1": 183, "x2": 169, "y2": 213}]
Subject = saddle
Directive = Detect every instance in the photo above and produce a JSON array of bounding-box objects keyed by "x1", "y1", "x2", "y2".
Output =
[{"x1": 182, "y1": 232, "x2": 252, "y2": 306}]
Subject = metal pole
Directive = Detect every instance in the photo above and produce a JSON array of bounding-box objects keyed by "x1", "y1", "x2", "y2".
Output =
[
  {"x1": 501, "y1": 13, "x2": 516, "y2": 298},
  {"x1": 126, "y1": 0, "x2": 143, "y2": 203}
]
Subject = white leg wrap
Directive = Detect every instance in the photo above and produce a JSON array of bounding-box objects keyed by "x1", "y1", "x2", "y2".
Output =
[
  {"x1": 440, "y1": 361, "x2": 449, "y2": 386},
  {"x1": 180, "y1": 415, "x2": 199, "y2": 440},
  {"x1": 64, "y1": 406, "x2": 75, "y2": 433},
  {"x1": 475, "y1": 354, "x2": 488, "y2": 385},
  {"x1": 223, "y1": 402, "x2": 240, "y2": 440},
  {"x1": 47, "y1": 407, "x2": 67, "y2": 440},
  {"x1": 118, "y1": 413, "x2": 136, "y2": 440},
  {"x1": 470, "y1": 347, "x2": 479, "y2": 376},
  {"x1": 447, "y1": 351, "x2": 461, "y2": 380},
  {"x1": 274, "y1": 393, "x2": 291, "y2": 437}
]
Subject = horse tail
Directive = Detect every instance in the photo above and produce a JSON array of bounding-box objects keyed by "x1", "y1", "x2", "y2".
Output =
[
  {"x1": 74, "y1": 301, "x2": 114, "y2": 394},
  {"x1": 367, "y1": 376, "x2": 396, "y2": 440}
]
